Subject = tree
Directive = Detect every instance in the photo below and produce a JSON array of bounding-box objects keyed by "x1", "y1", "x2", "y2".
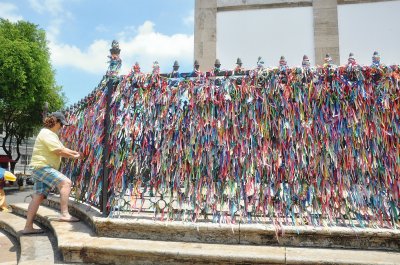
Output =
[{"x1": 0, "y1": 19, "x2": 65, "y2": 170}]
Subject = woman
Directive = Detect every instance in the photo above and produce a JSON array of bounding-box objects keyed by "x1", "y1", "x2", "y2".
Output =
[{"x1": 23, "y1": 112, "x2": 81, "y2": 234}]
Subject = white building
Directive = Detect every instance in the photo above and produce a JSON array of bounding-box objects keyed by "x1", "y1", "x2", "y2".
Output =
[{"x1": 0, "y1": 123, "x2": 34, "y2": 175}]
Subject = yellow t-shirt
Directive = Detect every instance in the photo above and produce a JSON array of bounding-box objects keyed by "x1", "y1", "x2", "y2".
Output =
[{"x1": 30, "y1": 128, "x2": 65, "y2": 169}]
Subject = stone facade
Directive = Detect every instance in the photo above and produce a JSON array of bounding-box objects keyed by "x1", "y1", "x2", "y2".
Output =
[{"x1": 194, "y1": 0, "x2": 217, "y2": 72}]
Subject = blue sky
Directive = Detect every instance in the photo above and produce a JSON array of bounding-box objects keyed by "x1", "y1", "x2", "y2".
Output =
[
  {"x1": 0, "y1": 0, "x2": 195, "y2": 105},
  {"x1": 2, "y1": 0, "x2": 399, "y2": 106}
]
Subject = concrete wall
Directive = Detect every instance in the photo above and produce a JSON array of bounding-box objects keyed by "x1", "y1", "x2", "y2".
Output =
[
  {"x1": 194, "y1": 0, "x2": 217, "y2": 71},
  {"x1": 312, "y1": 0, "x2": 340, "y2": 65}
]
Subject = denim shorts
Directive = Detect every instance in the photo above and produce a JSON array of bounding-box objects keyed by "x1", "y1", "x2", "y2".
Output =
[{"x1": 32, "y1": 167, "x2": 69, "y2": 197}]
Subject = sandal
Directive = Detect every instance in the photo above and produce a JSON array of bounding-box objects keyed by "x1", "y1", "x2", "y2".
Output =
[
  {"x1": 56, "y1": 216, "x2": 80, "y2": 222},
  {"x1": 21, "y1": 228, "x2": 45, "y2": 235}
]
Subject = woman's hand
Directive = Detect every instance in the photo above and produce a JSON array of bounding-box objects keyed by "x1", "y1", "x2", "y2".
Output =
[{"x1": 72, "y1": 151, "x2": 83, "y2": 159}]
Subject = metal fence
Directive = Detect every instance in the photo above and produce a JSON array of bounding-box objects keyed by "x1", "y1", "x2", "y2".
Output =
[{"x1": 60, "y1": 42, "x2": 400, "y2": 229}]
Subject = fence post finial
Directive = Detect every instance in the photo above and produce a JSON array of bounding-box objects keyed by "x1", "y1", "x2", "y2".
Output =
[{"x1": 107, "y1": 40, "x2": 122, "y2": 77}]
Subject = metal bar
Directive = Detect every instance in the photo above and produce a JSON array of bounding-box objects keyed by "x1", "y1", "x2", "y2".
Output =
[
  {"x1": 217, "y1": 1, "x2": 312, "y2": 12},
  {"x1": 216, "y1": 0, "x2": 395, "y2": 12},
  {"x1": 159, "y1": 70, "x2": 250, "y2": 78},
  {"x1": 101, "y1": 79, "x2": 116, "y2": 216},
  {"x1": 338, "y1": 0, "x2": 399, "y2": 4}
]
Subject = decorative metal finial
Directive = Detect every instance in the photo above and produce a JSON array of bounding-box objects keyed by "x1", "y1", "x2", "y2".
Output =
[
  {"x1": 133, "y1": 62, "x2": 141, "y2": 74},
  {"x1": 152, "y1": 61, "x2": 160, "y2": 75},
  {"x1": 257, "y1": 56, "x2": 264, "y2": 69},
  {"x1": 107, "y1": 40, "x2": 122, "y2": 77},
  {"x1": 170, "y1": 60, "x2": 180, "y2": 78},
  {"x1": 235, "y1": 58, "x2": 244, "y2": 74},
  {"x1": 279, "y1": 56, "x2": 287, "y2": 67},
  {"x1": 372, "y1": 51, "x2": 381, "y2": 67},
  {"x1": 214, "y1": 59, "x2": 221, "y2": 69},
  {"x1": 194, "y1": 59, "x2": 200, "y2": 70},
  {"x1": 323, "y1": 53, "x2": 334, "y2": 68},
  {"x1": 110, "y1": 40, "x2": 121, "y2": 56},
  {"x1": 348, "y1": 52, "x2": 356, "y2": 65},
  {"x1": 173, "y1": 60, "x2": 180, "y2": 71},
  {"x1": 302, "y1": 55, "x2": 310, "y2": 68}
]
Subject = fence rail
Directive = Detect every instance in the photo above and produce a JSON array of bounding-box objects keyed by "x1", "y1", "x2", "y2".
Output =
[{"x1": 60, "y1": 44, "x2": 399, "y2": 229}]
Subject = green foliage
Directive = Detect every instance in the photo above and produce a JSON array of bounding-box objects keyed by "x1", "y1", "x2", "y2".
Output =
[{"x1": 0, "y1": 19, "x2": 65, "y2": 161}]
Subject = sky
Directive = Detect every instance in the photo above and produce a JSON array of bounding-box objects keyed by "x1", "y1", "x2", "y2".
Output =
[
  {"x1": 0, "y1": 0, "x2": 195, "y2": 105},
  {"x1": 1, "y1": 0, "x2": 399, "y2": 106},
  {"x1": 217, "y1": 0, "x2": 400, "y2": 69}
]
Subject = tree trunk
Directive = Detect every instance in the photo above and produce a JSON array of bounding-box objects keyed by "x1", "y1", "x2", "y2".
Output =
[
  {"x1": 15, "y1": 137, "x2": 22, "y2": 162},
  {"x1": 8, "y1": 134, "x2": 13, "y2": 158},
  {"x1": 10, "y1": 161, "x2": 16, "y2": 174},
  {"x1": 1, "y1": 132, "x2": 11, "y2": 157}
]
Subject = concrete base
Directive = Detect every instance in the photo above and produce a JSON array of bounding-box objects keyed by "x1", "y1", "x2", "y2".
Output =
[
  {"x1": 11, "y1": 203, "x2": 286, "y2": 264},
  {"x1": 0, "y1": 211, "x2": 54, "y2": 265},
  {"x1": 0, "y1": 229, "x2": 17, "y2": 265},
  {"x1": 9, "y1": 201, "x2": 400, "y2": 265},
  {"x1": 41, "y1": 195, "x2": 400, "y2": 252}
]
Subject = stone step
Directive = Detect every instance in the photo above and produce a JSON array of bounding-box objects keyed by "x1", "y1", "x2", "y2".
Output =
[
  {"x1": 42, "y1": 195, "x2": 400, "y2": 251},
  {"x1": 0, "y1": 229, "x2": 18, "y2": 265},
  {"x1": 10, "y1": 202, "x2": 400, "y2": 265},
  {"x1": 0, "y1": 211, "x2": 55, "y2": 265}
]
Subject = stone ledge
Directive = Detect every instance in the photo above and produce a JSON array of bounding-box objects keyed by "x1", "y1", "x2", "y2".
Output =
[
  {"x1": 42, "y1": 195, "x2": 101, "y2": 233},
  {"x1": 285, "y1": 247, "x2": 400, "y2": 265},
  {"x1": 239, "y1": 223, "x2": 400, "y2": 250},
  {"x1": 9, "y1": 202, "x2": 400, "y2": 265},
  {"x1": 10, "y1": 203, "x2": 287, "y2": 265},
  {"x1": 0, "y1": 211, "x2": 55, "y2": 265},
  {"x1": 44, "y1": 195, "x2": 400, "y2": 251}
]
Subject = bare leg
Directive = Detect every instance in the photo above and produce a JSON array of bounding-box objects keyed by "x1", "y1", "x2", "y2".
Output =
[
  {"x1": 57, "y1": 179, "x2": 78, "y2": 221},
  {"x1": 23, "y1": 193, "x2": 45, "y2": 234}
]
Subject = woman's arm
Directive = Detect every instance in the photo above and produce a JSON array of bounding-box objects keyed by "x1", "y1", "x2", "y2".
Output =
[{"x1": 53, "y1": 147, "x2": 81, "y2": 159}]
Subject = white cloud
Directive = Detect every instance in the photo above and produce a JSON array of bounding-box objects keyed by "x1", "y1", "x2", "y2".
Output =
[
  {"x1": 49, "y1": 40, "x2": 110, "y2": 74},
  {"x1": 138, "y1": 21, "x2": 153, "y2": 35},
  {"x1": 0, "y1": 2, "x2": 23, "y2": 22},
  {"x1": 29, "y1": 0, "x2": 64, "y2": 16},
  {"x1": 183, "y1": 10, "x2": 194, "y2": 26},
  {"x1": 119, "y1": 21, "x2": 194, "y2": 74},
  {"x1": 48, "y1": 20, "x2": 194, "y2": 75}
]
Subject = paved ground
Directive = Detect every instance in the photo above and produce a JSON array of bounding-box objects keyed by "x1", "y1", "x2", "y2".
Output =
[
  {"x1": 2, "y1": 186, "x2": 96, "y2": 265},
  {"x1": 0, "y1": 186, "x2": 27, "y2": 265},
  {"x1": 3, "y1": 185, "x2": 35, "y2": 205},
  {"x1": 1, "y1": 185, "x2": 32, "y2": 265},
  {"x1": 0, "y1": 230, "x2": 18, "y2": 264},
  {"x1": 1, "y1": 185, "x2": 67, "y2": 264},
  {"x1": 3, "y1": 186, "x2": 399, "y2": 265}
]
